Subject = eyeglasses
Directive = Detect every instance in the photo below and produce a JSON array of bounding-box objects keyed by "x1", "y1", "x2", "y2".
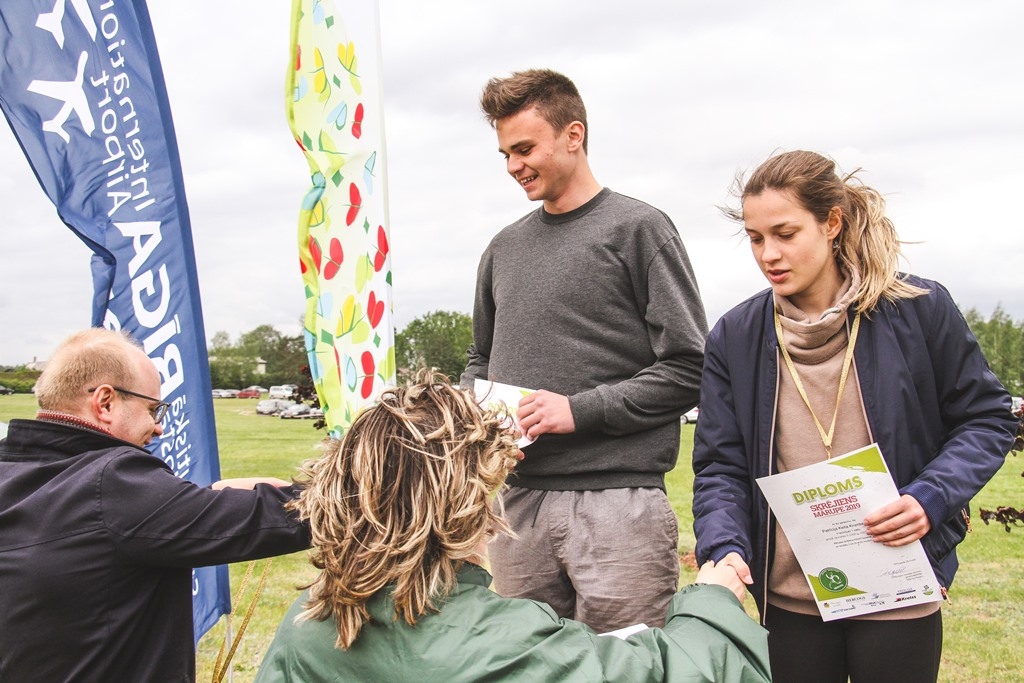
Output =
[{"x1": 89, "y1": 386, "x2": 170, "y2": 422}]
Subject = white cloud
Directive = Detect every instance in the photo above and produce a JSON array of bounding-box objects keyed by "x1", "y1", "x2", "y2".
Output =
[{"x1": 1, "y1": 0, "x2": 1022, "y2": 364}]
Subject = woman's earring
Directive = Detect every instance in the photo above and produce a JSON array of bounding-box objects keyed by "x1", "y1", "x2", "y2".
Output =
[{"x1": 832, "y1": 239, "x2": 840, "y2": 252}]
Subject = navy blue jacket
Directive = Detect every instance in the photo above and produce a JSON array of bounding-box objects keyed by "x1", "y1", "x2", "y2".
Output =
[
  {"x1": 692, "y1": 275, "x2": 1015, "y2": 617},
  {"x1": 0, "y1": 420, "x2": 311, "y2": 682}
]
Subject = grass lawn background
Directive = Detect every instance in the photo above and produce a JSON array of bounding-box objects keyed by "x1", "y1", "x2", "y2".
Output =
[{"x1": 2, "y1": 395, "x2": 1022, "y2": 681}]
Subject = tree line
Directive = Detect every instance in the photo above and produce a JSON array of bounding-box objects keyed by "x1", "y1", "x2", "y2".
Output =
[
  {"x1": 963, "y1": 305, "x2": 1024, "y2": 397},
  {"x1": 5, "y1": 305, "x2": 1019, "y2": 400},
  {"x1": 386, "y1": 306, "x2": 1024, "y2": 400},
  {"x1": 203, "y1": 311, "x2": 473, "y2": 391}
]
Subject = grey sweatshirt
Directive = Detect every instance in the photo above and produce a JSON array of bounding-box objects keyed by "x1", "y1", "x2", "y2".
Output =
[{"x1": 462, "y1": 189, "x2": 707, "y2": 490}]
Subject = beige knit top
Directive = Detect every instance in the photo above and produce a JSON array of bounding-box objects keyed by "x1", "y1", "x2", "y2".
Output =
[{"x1": 767, "y1": 272, "x2": 939, "y2": 620}]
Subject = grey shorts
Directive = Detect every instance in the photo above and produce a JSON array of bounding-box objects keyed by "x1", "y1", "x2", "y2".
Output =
[{"x1": 488, "y1": 486, "x2": 680, "y2": 633}]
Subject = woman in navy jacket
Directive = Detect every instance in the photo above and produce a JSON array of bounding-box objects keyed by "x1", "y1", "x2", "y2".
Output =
[{"x1": 692, "y1": 150, "x2": 1016, "y2": 683}]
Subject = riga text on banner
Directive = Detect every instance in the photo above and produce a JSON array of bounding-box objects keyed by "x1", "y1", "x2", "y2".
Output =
[{"x1": 0, "y1": 0, "x2": 228, "y2": 641}]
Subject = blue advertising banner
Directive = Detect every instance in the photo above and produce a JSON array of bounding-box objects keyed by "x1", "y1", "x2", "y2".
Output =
[{"x1": 0, "y1": 0, "x2": 228, "y2": 641}]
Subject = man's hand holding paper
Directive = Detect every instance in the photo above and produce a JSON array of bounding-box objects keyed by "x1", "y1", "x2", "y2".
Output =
[{"x1": 517, "y1": 390, "x2": 576, "y2": 440}]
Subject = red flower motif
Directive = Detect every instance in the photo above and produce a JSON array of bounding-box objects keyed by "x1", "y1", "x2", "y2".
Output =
[
  {"x1": 373, "y1": 225, "x2": 389, "y2": 272},
  {"x1": 346, "y1": 183, "x2": 361, "y2": 226},
  {"x1": 360, "y1": 351, "x2": 376, "y2": 398},
  {"x1": 367, "y1": 291, "x2": 385, "y2": 328},
  {"x1": 308, "y1": 236, "x2": 323, "y2": 275},
  {"x1": 352, "y1": 102, "x2": 364, "y2": 139},
  {"x1": 323, "y1": 238, "x2": 344, "y2": 280}
]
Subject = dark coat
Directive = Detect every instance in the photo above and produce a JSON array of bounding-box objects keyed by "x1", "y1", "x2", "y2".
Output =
[
  {"x1": 0, "y1": 419, "x2": 310, "y2": 682},
  {"x1": 692, "y1": 275, "x2": 1015, "y2": 617}
]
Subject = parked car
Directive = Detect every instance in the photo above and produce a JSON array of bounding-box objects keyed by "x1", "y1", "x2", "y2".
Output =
[
  {"x1": 269, "y1": 384, "x2": 297, "y2": 399},
  {"x1": 0, "y1": 384, "x2": 14, "y2": 395},
  {"x1": 0, "y1": 421, "x2": 7, "y2": 438},
  {"x1": 681, "y1": 406, "x2": 699, "y2": 425},
  {"x1": 211, "y1": 389, "x2": 239, "y2": 398},
  {"x1": 256, "y1": 399, "x2": 295, "y2": 416},
  {"x1": 280, "y1": 403, "x2": 311, "y2": 419},
  {"x1": 1012, "y1": 396, "x2": 1023, "y2": 415},
  {"x1": 236, "y1": 388, "x2": 262, "y2": 399},
  {"x1": 245, "y1": 385, "x2": 268, "y2": 394}
]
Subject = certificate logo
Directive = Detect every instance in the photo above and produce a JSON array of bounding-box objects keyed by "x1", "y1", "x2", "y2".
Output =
[{"x1": 818, "y1": 567, "x2": 849, "y2": 593}]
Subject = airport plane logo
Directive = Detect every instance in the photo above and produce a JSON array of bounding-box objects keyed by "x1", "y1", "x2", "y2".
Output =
[
  {"x1": 27, "y1": 52, "x2": 94, "y2": 143},
  {"x1": 36, "y1": 0, "x2": 97, "y2": 48},
  {"x1": 26, "y1": 0, "x2": 99, "y2": 143}
]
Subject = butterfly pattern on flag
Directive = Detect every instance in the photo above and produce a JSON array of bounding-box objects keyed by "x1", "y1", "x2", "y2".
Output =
[{"x1": 286, "y1": 0, "x2": 395, "y2": 437}]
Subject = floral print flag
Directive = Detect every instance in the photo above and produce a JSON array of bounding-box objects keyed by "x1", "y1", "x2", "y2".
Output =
[{"x1": 287, "y1": 0, "x2": 395, "y2": 437}]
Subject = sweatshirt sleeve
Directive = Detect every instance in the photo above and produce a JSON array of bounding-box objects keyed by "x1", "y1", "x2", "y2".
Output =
[
  {"x1": 461, "y1": 247, "x2": 494, "y2": 388},
  {"x1": 569, "y1": 231, "x2": 708, "y2": 437},
  {"x1": 99, "y1": 451, "x2": 310, "y2": 567}
]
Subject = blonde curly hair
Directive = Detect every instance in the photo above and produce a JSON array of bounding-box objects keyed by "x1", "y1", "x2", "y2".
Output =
[{"x1": 290, "y1": 370, "x2": 520, "y2": 649}]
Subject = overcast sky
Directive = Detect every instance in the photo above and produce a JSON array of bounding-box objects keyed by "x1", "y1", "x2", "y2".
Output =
[{"x1": 2, "y1": 0, "x2": 1022, "y2": 366}]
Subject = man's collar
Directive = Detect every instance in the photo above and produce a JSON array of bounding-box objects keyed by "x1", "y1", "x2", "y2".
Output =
[{"x1": 36, "y1": 410, "x2": 116, "y2": 438}]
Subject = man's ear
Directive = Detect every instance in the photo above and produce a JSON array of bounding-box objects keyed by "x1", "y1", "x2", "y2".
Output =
[
  {"x1": 565, "y1": 120, "x2": 586, "y2": 153},
  {"x1": 90, "y1": 385, "x2": 117, "y2": 426}
]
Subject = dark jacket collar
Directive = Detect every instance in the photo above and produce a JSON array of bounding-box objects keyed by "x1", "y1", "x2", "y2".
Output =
[{"x1": 1, "y1": 418, "x2": 144, "y2": 462}]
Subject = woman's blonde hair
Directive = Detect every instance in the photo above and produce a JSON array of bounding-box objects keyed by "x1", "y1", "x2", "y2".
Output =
[
  {"x1": 725, "y1": 149, "x2": 928, "y2": 313},
  {"x1": 290, "y1": 370, "x2": 520, "y2": 649}
]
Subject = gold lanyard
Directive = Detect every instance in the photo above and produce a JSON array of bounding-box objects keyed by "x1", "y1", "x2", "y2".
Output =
[{"x1": 774, "y1": 307, "x2": 861, "y2": 459}]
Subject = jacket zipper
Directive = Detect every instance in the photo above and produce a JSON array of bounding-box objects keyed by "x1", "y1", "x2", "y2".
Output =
[
  {"x1": 762, "y1": 345, "x2": 781, "y2": 626},
  {"x1": 762, "y1": 311, "x2": 870, "y2": 625}
]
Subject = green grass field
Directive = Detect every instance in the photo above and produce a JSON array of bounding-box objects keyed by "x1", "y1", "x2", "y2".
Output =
[{"x1": 2, "y1": 394, "x2": 1022, "y2": 682}]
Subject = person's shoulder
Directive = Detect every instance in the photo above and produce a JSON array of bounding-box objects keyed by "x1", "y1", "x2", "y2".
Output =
[
  {"x1": 598, "y1": 191, "x2": 683, "y2": 249},
  {"x1": 898, "y1": 272, "x2": 943, "y2": 297},
  {"x1": 874, "y1": 274, "x2": 951, "y2": 318},
  {"x1": 255, "y1": 592, "x2": 337, "y2": 681},
  {"x1": 603, "y1": 190, "x2": 672, "y2": 222},
  {"x1": 456, "y1": 564, "x2": 564, "y2": 624},
  {"x1": 504, "y1": 207, "x2": 545, "y2": 233},
  {"x1": 716, "y1": 288, "x2": 773, "y2": 330},
  {"x1": 704, "y1": 288, "x2": 773, "y2": 353},
  {"x1": 97, "y1": 444, "x2": 175, "y2": 482},
  {"x1": 485, "y1": 208, "x2": 543, "y2": 250}
]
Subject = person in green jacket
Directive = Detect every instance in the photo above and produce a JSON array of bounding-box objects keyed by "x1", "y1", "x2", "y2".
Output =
[{"x1": 255, "y1": 371, "x2": 770, "y2": 683}]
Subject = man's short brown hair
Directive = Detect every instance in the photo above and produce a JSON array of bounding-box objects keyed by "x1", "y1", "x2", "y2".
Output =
[{"x1": 480, "y1": 69, "x2": 589, "y2": 153}]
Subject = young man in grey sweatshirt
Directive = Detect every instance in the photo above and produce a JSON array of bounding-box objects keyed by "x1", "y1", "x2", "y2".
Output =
[{"x1": 462, "y1": 68, "x2": 708, "y2": 633}]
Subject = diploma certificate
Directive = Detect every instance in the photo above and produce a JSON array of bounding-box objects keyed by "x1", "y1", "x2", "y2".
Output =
[
  {"x1": 756, "y1": 443, "x2": 942, "y2": 620},
  {"x1": 473, "y1": 379, "x2": 535, "y2": 448}
]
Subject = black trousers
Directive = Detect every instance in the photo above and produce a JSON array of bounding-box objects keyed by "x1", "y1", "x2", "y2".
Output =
[{"x1": 765, "y1": 605, "x2": 942, "y2": 683}]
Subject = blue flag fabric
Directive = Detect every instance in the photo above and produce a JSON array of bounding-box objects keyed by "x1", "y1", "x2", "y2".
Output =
[{"x1": 0, "y1": 0, "x2": 228, "y2": 642}]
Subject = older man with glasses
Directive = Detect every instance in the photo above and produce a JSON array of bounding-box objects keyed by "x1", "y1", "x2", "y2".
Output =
[{"x1": 0, "y1": 328, "x2": 311, "y2": 683}]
